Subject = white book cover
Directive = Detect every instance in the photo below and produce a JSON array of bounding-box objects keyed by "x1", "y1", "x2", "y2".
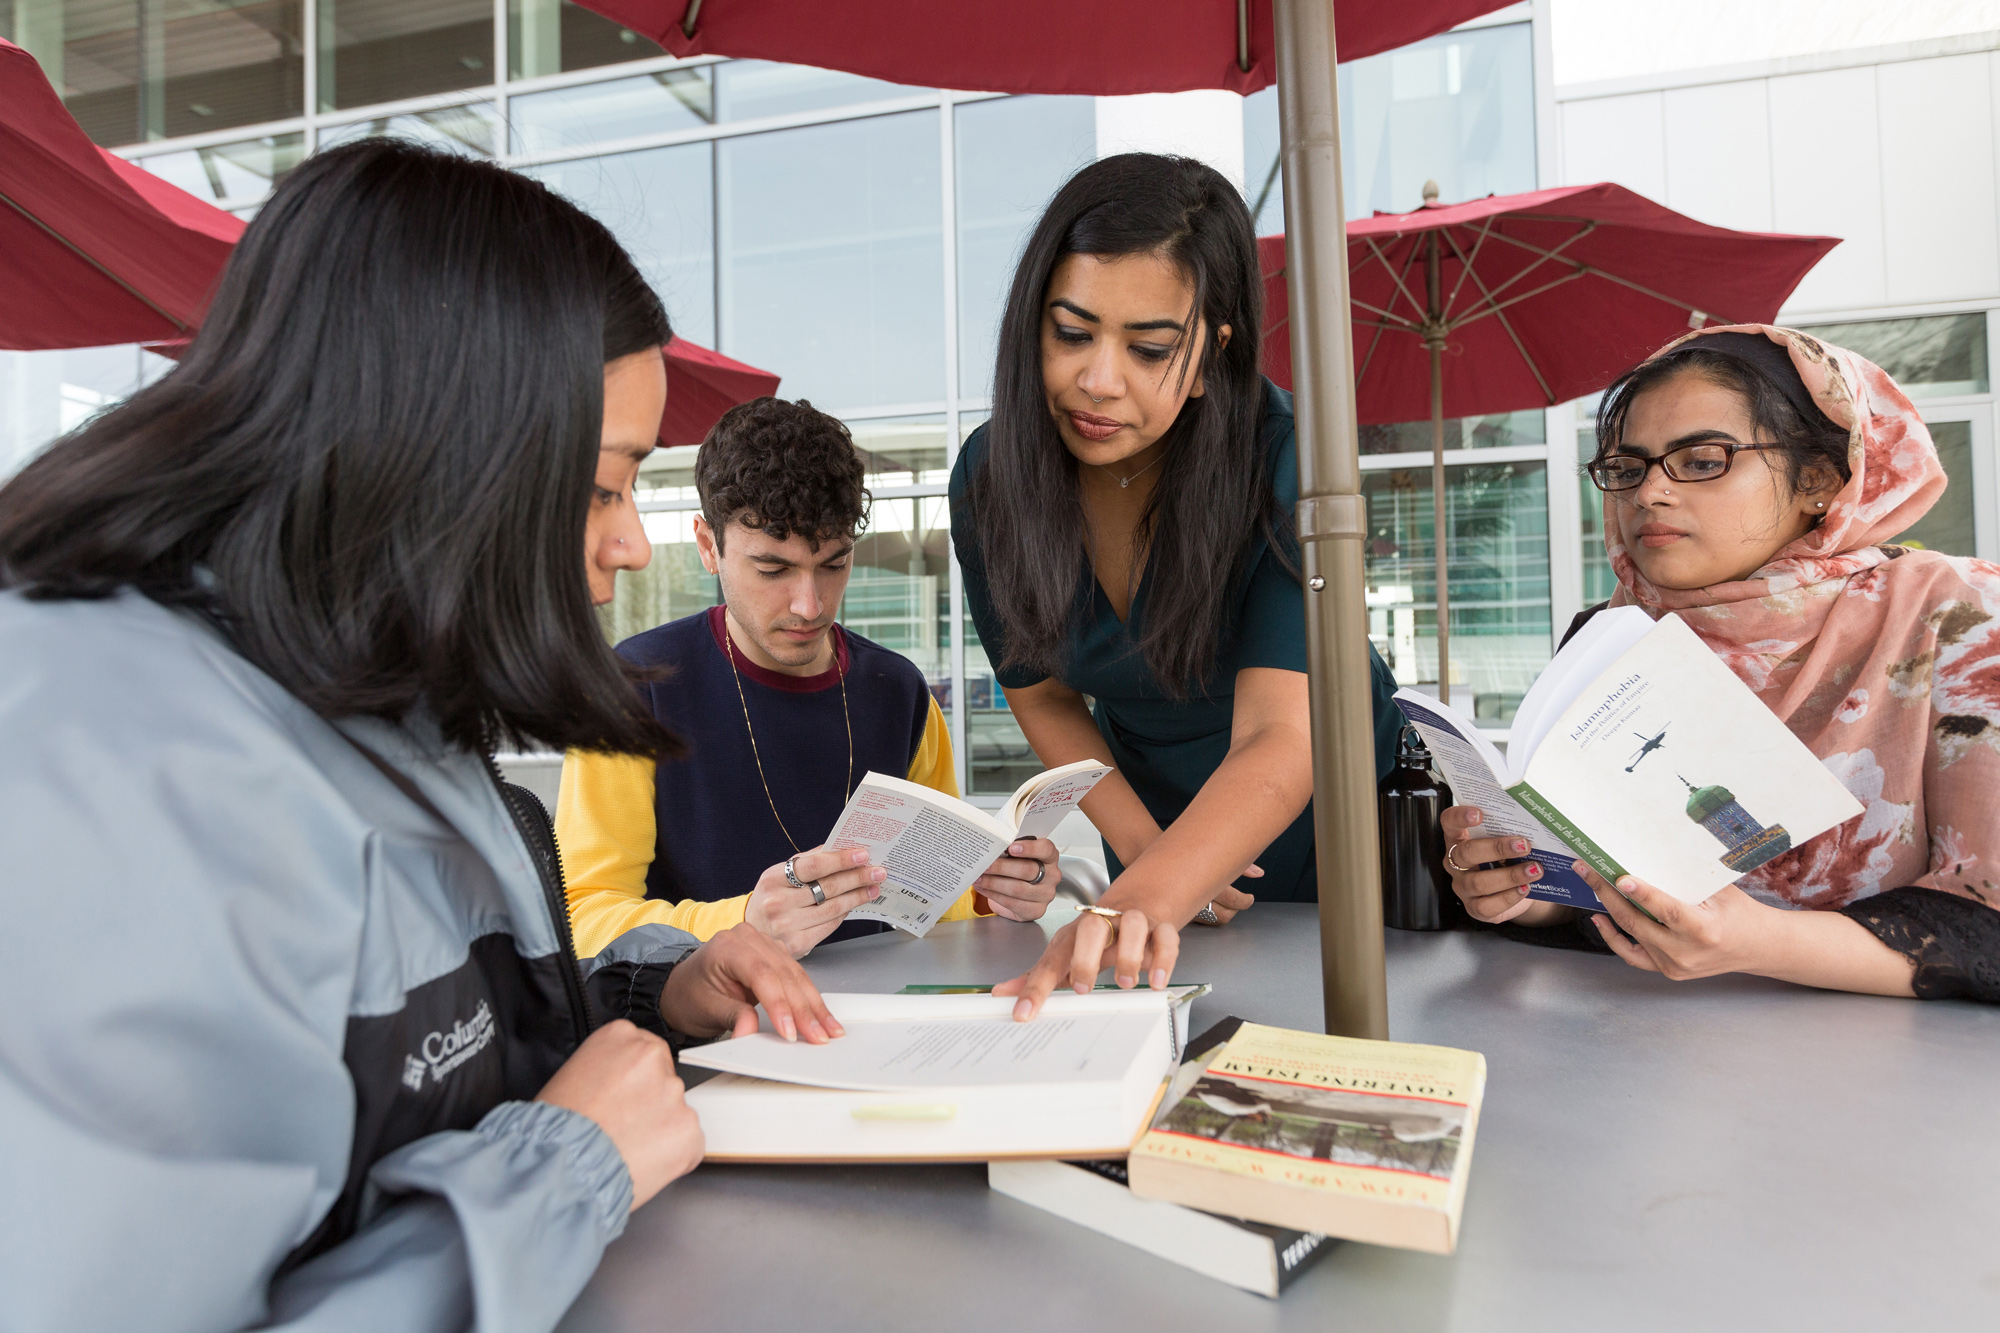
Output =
[
  {"x1": 1396, "y1": 609, "x2": 1862, "y2": 908},
  {"x1": 830, "y1": 759, "x2": 1110, "y2": 936}
]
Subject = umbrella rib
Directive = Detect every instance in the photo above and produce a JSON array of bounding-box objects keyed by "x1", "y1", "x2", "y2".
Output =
[
  {"x1": 1348, "y1": 296, "x2": 1421, "y2": 329},
  {"x1": 1366, "y1": 237, "x2": 1430, "y2": 329},
  {"x1": 1444, "y1": 268, "x2": 1588, "y2": 330},
  {"x1": 1458, "y1": 220, "x2": 1596, "y2": 310},
  {"x1": 1441, "y1": 220, "x2": 1493, "y2": 319},
  {"x1": 0, "y1": 187, "x2": 191, "y2": 335},
  {"x1": 1449, "y1": 245, "x2": 1559, "y2": 405},
  {"x1": 1473, "y1": 225, "x2": 1734, "y2": 321}
]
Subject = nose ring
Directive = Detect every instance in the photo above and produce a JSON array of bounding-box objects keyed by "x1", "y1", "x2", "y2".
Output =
[{"x1": 1090, "y1": 394, "x2": 1104, "y2": 403}]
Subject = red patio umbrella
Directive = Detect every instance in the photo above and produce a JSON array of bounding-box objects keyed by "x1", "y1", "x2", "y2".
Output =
[
  {"x1": 0, "y1": 39, "x2": 245, "y2": 350},
  {"x1": 1258, "y1": 181, "x2": 1839, "y2": 698},
  {"x1": 580, "y1": 0, "x2": 1512, "y2": 95},
  {"x1": 661, "y1": 335, "x2": 781, "y2": 445}
]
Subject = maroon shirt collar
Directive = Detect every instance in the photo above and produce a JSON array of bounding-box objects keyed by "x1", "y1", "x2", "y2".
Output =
[{"x1": 706, "y1": 604, "x2": 850, "y2": 693}]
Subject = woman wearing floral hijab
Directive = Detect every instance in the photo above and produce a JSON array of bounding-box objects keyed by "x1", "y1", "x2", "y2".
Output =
[{"x1": 1440, "y1": 324, "x2": 1999, "y2": 1002}]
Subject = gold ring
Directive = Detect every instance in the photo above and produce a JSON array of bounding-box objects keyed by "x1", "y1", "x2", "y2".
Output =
[
  {"x1": 1077, "y1": 904, "x2": 1123, "y2": 920},
  {"x1": 1443, "y1": 842, "x2": 1473, "y2": 874}
]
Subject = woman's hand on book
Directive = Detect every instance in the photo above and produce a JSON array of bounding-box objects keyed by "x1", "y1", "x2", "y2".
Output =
[
  {"x1": 993, "y1": 906, "x2": 1179, "y2": 1021},
  {"x1": 1440, "y1": 806, "x2": 1569, "y2": 927},
  {"x1": 746, "y1": 845, "x2": 889, "y2": 958},
  {"x1": 1581, "y1": 866, "x2": 1776, "y2": 980},
  {"x1": 536, "y1": 1020, "x2": 704, "y2": 1212},
  {"x1": 974, "y1": 838, "x2": 1062, "y2": 921},
  {"x1": 660, "y1": 921, "x2": 847, "y2": 1044}
]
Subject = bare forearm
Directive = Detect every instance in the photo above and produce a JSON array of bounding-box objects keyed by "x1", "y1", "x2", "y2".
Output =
[
  {"x1": 1751, "y1": 909, "x2": 1916, "y2": 997},
  {"x1": 1007, "y1": 685, "x2": 1161, "y2": 864},
  {"x1": 1102, "y1": 727, "x2": 1311, "y2": 923}
]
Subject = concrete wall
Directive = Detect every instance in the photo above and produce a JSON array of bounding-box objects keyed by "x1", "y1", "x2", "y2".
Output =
[{"x1": 1555, "y1": 34, "x2": 2000, "y2": 317}]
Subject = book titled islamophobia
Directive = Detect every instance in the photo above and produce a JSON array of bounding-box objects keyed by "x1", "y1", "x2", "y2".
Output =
[{"x1": 1392, "y1": 607, "x2": 1863, "y2": 911}]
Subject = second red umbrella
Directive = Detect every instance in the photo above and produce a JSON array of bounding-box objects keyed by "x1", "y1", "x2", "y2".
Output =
[{"x1": 1259, "y1": 181, "x2": 1838, "y2": 704}]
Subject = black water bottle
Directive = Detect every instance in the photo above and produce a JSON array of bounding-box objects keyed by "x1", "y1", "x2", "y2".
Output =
[{"x1": 1378, "y1": 729, "x2": 1455, "y2": 931}]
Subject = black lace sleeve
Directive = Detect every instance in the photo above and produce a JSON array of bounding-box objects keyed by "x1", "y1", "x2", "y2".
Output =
[{"x1": 1840, "y1": 887, "x2": 2000, "y2": 1003}]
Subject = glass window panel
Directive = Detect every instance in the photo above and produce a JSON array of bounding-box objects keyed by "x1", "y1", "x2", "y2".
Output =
[
  {"x1": 953, "y1": 95, "x2": 1097, "y2": 401},
  {"x1": 1359, "y1": 409, "x2": 1544, "y2": 456},
  {"x1": 23, "y1": 0, "x2": 304, "y2": 147},
  {"x1": 843, "y1": 497, "x2": 952, "y2": 703},
  {"x1": 1892, "y1": 420, "x2": 1977, "y2": 556},
  {"x1": 850, "y1": 415, "x2": 950, "y2": 487},
  {"x1": 135, "y1": 131, "x2": 303, "y2": 205},
  {"x1": 509, "y1": 67, "x2": 714, "y2": 154},
  {"x1": 1, "y1": 344, "x2": 171, "y2": 478},
  {"x1": 714, "y1": 59, "x2": 926, "y2": 122},
  {"x1": 319, "y1": 101, "x2": 500, "y2": 156},
  {"x1": 1795, "y1": 315, "x2": 1989, "y2": 399},
  {"x1": 525, "y1": 141, "x2": 716, "y2": 346},
  {"x1": 318, "y1": 0, "x2": 492, "y2": 111},
  {"x1": 599, "y1": 510, "x2": 720, "y2": 644},
  {"x1": 507, "y1": 0, "x2": 664, "y2": 80},
  {"x1": 1574, "y1": 394, "x2": 1618, "y2": 606},
  {"x1": 1243, "y1": 21, "x2": 1536, "y2": 228},
  {"x1": 1364, "y1": 460, "x2": 1550, "y2": 724},
  {"x1": 964, "y1": 613, "x2": 1043, "y2": 797},
  {"x1": 718, "y1": 110, "x2": 943, "y2": 409}
]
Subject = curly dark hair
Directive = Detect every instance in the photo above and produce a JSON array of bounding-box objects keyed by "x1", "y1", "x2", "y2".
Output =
[{"x1": 696, "y1": 397, "x2": 870, "y2": 550}]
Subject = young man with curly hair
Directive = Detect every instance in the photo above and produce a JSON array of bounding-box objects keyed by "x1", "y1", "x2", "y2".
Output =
[{"x1": 557, "y1": 398, "x2": 1061, "y2": 959}]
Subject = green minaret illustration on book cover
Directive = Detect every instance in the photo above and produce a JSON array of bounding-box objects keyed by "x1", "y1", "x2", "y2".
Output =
[{"x1": 1679, "y1": 776, "x2": 1791, "y2": 872}]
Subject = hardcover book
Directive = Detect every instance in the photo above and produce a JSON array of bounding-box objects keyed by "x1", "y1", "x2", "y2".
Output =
[
  {"x1": 1393, "y1": 606, "x2": 1863, "y2": 910},
  {"x1": 1125, "y1": 1023, "x2": 1486, "y2": 1255}
]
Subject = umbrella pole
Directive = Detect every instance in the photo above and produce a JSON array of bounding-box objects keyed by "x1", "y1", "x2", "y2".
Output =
[
  {"x1": 1431, "y1": 349, "x2": 1449, "y2": 709},
  {"x1": 1272, "y1": 0, "x2": 1388, "y2": 1040}
]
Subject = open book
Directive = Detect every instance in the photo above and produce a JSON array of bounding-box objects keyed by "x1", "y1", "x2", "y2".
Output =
[
  {"x1": 680, "y1": 987, "x2": 1201, "y2": 1162},
  {"x1": 1394, "y1": 606, "x2": 1862, "y2": 910},
  {"x1": 833, "y1": 758, "x2": 1111, "y2": 936}
]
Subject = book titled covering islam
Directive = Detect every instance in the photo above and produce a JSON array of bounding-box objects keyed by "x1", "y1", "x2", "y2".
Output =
[
  {"x1": 988, "y1": 1018, "x2": 1338, "y2": 1297},
  {"x1": 1394, "y1": 606, "x2": 1863, "y2": 911},
  {"x1": 829, "y1": 759, "x2": 1110, "y2": 936},
  {"x1": 1125, "y1": 1023, "x2": 1487, "y2": 1255}
]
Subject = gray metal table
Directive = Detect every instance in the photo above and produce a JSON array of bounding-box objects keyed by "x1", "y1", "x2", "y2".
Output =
[{"x1": 559, "y1": 904, "x2": 2000, "y2": 1332}]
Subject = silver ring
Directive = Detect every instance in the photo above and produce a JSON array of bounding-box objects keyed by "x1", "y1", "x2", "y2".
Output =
[
  {"x1": 1193, "y1": 906, "x2": 1221, "y2": 926},
  {"x1": 1030, "y1": 862, "x2": 1047, "y2": 886},
  {"x1": 783, "y1": 856, "x2": 805, "y2": 890},
  {"x1": 808, "y1": 881, "x2": 827, "y2": 906}
]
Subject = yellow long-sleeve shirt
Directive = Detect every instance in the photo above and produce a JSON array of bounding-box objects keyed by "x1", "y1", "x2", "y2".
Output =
[{"x1": 557, "y1": 693, "x2": 980, "y2": 956}]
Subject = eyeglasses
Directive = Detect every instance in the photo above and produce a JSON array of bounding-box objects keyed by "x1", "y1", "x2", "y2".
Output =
[{"x1": 1587, "y1": 442, "x2": 1783, "y2": 493}]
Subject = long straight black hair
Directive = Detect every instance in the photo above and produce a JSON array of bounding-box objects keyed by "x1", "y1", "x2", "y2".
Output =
[
  {"x1": 0, "y1": 139, "x2": 682, "y2": 758},
  {"x1": 971, "y1": 152, "x2": 1273, "y2": 696}
]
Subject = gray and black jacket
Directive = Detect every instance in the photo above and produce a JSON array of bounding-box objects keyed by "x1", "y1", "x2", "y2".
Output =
[{"x1": 0, "y1": 590, "x2": 701, "y2": 1331}]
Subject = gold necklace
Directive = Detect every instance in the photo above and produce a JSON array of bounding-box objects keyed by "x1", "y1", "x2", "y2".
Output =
[{"x1": 723, "y1": 622, "x2": 854, "y2": 854}]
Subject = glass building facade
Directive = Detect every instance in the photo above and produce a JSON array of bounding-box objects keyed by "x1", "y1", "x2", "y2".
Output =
[{"x1": 30, "y1": 6, "x2": 1987, "y2": 786}]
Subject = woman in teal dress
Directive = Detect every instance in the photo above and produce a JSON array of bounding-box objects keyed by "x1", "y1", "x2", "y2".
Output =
[{"x1": 951, "y1": 153, "x2": 1403, "y2": 1016}]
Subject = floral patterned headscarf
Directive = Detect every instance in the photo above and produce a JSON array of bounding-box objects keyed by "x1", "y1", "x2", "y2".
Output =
[{"x1": 1604, "y1": 324, "x2": 1998, "y2": 911}]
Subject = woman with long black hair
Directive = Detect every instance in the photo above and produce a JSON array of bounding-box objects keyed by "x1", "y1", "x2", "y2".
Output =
[
  {"x1": 952, "y1": 153, "x2": 1403, "y2": 1017},
  {"x1": 0, "y1": 141, "x2": 847, "y2": 1330}
]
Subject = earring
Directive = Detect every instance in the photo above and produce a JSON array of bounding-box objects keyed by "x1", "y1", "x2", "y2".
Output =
[{"x1": 1815, "y1": 501, "x2": 1826, "y2": 510}]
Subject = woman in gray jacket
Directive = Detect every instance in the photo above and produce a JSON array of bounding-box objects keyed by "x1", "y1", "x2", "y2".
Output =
[{"x1": 0, "y1": 141, "x2": 866, "y2": 1332}]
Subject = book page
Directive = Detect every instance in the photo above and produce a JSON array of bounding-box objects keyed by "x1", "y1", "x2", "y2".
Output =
[
  {"x1": 1003, "y1": 760, "x2": 1112, "y2": 840},
  {"x1": 828, "y1": 773, "x2": 1010, "y2": 937},
  {"x1": 1519, "y1": 614, "x2": 1864, "y2": 905},
  {"x1": 682, "y1": 1007, "x2": 1169, "y2": 1092},
  {"x1": 1506, "y1": 606, "x2": 1655, "y2": 780},
  {"x1": 1393, "y1": 691, "x2": 1595, "y2": 909}
]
